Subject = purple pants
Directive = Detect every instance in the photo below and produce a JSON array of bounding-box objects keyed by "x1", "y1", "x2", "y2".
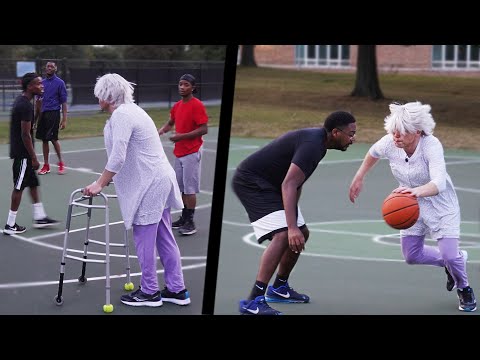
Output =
[
  {"x1": 132, "y1": 207, "x2": 185, "y2": 295},
  {"x1": 401, "y1": 235, "x2": 469, "y2": 289}
]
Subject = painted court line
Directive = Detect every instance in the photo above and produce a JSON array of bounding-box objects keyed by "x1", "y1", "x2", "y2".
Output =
[{"x1": 0, "y1": 262, "x2": 206, "y2": 290}]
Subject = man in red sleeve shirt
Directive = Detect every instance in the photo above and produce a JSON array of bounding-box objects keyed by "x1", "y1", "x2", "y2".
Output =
[{"x1": 158, "y1": 74, "x2": 208, "y2": 235}]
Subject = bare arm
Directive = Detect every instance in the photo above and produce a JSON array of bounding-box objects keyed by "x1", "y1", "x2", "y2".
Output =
[
  {"x1": 282, "y1": 163, "x2": 306, "y2": 253},
  {"x1": 21, "y1": 121, "x2": 39, "y2": 170},
  {"x1": 34, "y1": 97, "x2": 41, "y2": 129},
  {"x1": 349, "y1": 152, "x2": 379, "y2": 203},
  {"x1": 60, "y1": 102, "x2": 67, "y2": 130},
  {"x1": 169, "y1": 123, "x2": 208, "y2": 143},
  {"x1": 158, "y1": 118, "x2": 174, "y2": 135}
]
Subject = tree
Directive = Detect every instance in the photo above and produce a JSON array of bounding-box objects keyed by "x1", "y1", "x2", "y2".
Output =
[
  {"x1": 23, "y1": 45, "x2": 92, "y2": 60},
  {"x1": 240, "y1": 45, "x2": 257, "y2": 67},
  {"x1": 350, "y1": 45, "x2": 384, "y2": 100},
  {"x1": 123, "y1": 45, "x2": 184, "y2": 60}
]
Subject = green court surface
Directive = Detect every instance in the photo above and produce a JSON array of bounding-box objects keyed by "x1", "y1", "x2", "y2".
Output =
[{"x1": 215, "y1": 138, "x2": 480, "y2": 315}]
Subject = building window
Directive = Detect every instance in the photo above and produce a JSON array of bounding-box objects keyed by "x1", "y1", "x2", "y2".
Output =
[
  {"x1": 295, "y1": 45, "x2": 350, "y2": 68},
  {"x1": 432, "y1": 45, "x2": 480, "y2": 69}
]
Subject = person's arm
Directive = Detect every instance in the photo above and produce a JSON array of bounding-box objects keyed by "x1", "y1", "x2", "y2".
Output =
[
  {"x1": 34, "y1": 97, "x2": 41, "y2": 129},
  {"x1": 349, "y1": 152, "x2": 380, "y2": 203},
  {"x1": 396, "y1": 139, "x2": 445, "y2": 198},
  {"x1": 83, "y1": 169, "x2": 116, "y2": 196},
  {"x1": 158, "y1": 118, "x2": 174, "y2": 135},
  {"x1": 60, "y1": 101, "x2": 67, "y2": 130},
  {"x1": 21, "y1": 120, "x2": 39, "y2": 170},
  {"x1": 169, "y1": 123, "x2": 207, "y2": 142},
  {"x1": 282, "y1": 163, "x2": 306, "y2": 253}
]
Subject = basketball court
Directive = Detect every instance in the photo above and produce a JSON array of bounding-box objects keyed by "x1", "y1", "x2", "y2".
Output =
[
  {"x1": 0, "y1": 128, "x2": 218, "y2": 315},
  {"x1": 214, "y1": 138, "x2": 480, "y2": 315}
]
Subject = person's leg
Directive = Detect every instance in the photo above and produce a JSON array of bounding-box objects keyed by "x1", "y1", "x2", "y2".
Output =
[
  {"x1": 41, "y1": 140, "x2": 50, "y2": 169},
  {"x1": 265, "y1": 226, "x2": 310, "y2": 303},
  {"x1": 156, "y1": 207, "x2": 186, "y2": 293},
  {"x1": 172, "y1": 157, "x2": 186, "y2": 228},
  {"x1": 52, "y1": 140, "x2": 63, "y2": 163},
  {"x1": 438, "y1": 237, "x2": 468, "y2": 289},
  {"x1": 400, "y1": 235, "x2": 444, "y2": 266},
  {"x1": 132, "y1": 223, "x2": 160, "y2": 294},
  {"x1": 179, "y1": 151, "x2": 201, "y2": 235},
  {"x1": 248, "y1": 230, "x2": 289, "y2": 300},
  {"x1": 275, "y1": 226, "x2": 309, "y2": 282},
  {"x1": 6, "y1": 159, "x2": 30, "y2": 233},
  {"x1": 438, "y1": 237, "x2": 476, "y2": 311}
]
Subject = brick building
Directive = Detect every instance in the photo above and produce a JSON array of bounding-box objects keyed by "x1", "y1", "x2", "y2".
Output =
[{"x1": 243, "y1": 45, "x2": 480, "y2": 75}]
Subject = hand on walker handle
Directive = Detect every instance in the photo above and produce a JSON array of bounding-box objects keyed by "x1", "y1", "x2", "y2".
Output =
[{"x1": 82, "y1": 181, "x2": 103, "y2": 197}]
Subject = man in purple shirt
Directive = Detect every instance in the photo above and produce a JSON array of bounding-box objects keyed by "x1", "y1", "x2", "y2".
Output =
[{"x1": 35, "y1": 61, "x2": 68, "y2": 175}]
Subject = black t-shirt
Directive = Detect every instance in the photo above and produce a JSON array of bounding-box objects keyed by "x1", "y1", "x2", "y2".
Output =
[
  {"x1": 237, "y1": 127, "x2": 327, "y2": 190},
  {"x1": 10, "y1": 95, "x2": 34, "y2": 159}
]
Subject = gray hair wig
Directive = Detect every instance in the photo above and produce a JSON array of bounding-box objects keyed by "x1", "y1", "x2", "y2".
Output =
[
  {"x1": 94, "y1": 73, "x2": 135, "y2": 107},
  {"x1": 384, "y1": 101, "x2": 436, "y2": 135}
]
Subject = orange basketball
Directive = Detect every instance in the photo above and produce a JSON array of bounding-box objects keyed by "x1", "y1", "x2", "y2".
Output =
[{"x1": 382, "y1": 193, "x2": 419, "y2": 230}]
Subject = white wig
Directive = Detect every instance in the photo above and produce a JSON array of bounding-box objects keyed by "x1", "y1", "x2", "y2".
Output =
[
  {"x1": 94, "y1": 73, "x2": 135, "y2": 107},
  {"x1": 384, "y1": 101, "x2": 436, "y2": 135}
]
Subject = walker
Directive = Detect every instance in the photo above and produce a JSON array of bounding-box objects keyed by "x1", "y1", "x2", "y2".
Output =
[{"x1": 53, "y1": 188, "x2": 134, "y2": 313}]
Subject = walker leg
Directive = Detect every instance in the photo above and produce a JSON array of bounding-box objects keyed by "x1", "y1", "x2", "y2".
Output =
[
  {"x1": 78, "y1": 197, "x2": 93, "y2": 284},
  {"x1": 124, "y1": 228, "x2": 134, "y2": 291},
  {"x1": 54, "y1": 203, "x2": 74, "y2": 306}
]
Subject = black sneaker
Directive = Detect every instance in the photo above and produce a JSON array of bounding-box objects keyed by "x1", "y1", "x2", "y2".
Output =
[
  {"x1": 179, "y1": 219, "x2": 197, "y2": 235},
  {"x1": 457, "y1": 286, "x2": 477, "y2": 312},
  {"x1": 160, "y1": 287, "x2": 191, "y2": 306},
  {"x1": 121, "y1": 287, "x2": 163, "y2": 307},
  {"x1": 171, "y1": 216, "x2": 185, "y2": 229},
  {"x1": 4, "y1": 223, "x2": 27, "y2": 235},
  {"x1": 33, "y1": 217, "x2": 60, "y2": 229},
  {"x1": 445, "y1": 250, "x2": 468, "y2": 291}
]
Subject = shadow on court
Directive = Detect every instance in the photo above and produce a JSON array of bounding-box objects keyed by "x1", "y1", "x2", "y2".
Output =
[
  {"x1": 214, "y1": 138, "x2": 480, "y2": 315},
  {"x1": 0, "y1": 128, "x2": 218, "y2": 315}
]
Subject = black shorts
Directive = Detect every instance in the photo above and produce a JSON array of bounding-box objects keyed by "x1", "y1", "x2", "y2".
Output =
[
  {"x1": 12, "y1": 158, "x2": 39, "y2": 190},
  {"x1": 36, "y1": 110, "x2": 60, "y2": 141},
  {"x1": 232, "y1": 169, "x2": 306, "y2": 243}
]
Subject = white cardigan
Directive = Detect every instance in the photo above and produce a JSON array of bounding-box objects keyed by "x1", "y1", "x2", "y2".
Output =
[{"x1": 104, "y1": 103, "x2": 183, "y2": 229}]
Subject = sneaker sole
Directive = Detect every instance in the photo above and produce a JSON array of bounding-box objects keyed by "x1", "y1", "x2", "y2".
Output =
[
  {"x1": 264, "y1": 296, "x2": 309, "y2": 303},
  {"x1": 3, "y1": 229, "x2": 27, "y2": 235},
  {"x1": 121, "y1": 300, "x2": 163, "y2": 307},
  {"x1": 161, "y1": 297, "x2": 191, "y2": 306},
  {"x1": 458, "y1": 305, "x2": 477, "y2": 312},
  {"x1": 179, "y1": 229, "x2": 197, "y2": 235},
  {"x1": 33, "y1": 222, "x2": 60, "y2": 229},
  {"x1": 171, "y1": 225, "x2": 183, "y2": 229}
]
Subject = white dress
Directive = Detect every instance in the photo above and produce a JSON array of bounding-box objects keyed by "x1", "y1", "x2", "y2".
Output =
[
  {"x1": 369, "y1": 134, "x2": 460, "y2": 240},
  {"x1": 103, "y1": 103, "x2": 183, "y2": 230}
]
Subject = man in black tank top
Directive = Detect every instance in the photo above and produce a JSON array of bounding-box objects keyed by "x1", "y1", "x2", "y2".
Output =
[{"x1": 233, "y1": 110, "x2": 357, "y2": 315}]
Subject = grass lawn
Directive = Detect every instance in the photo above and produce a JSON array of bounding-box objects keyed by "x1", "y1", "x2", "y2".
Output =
[
  {"x1": 231, "y1": 67, "x2": 480, "y2": 151},
  {"x1": 0, "y1": 106, "x2": 221, "y2": 144}
]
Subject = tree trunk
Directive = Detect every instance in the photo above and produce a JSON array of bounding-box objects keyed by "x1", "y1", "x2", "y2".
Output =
[
  {"x1": 240, "y1": 45, "x2": 257, "y2": 67},
  {"x1": 351, "y1": 45, "x2": 384, "y2": 100}
]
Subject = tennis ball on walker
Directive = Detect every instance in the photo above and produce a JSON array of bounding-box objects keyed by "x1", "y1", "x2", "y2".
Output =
[
  {"x1": 103, "y1": 304, "x2": 114, "y2": 313},
  {"x1": 124, "y1": 282, "x2": 134, "y2": 291},
  {"x1": 382, "y1": 192, "x2": 419, "y2": 230}
]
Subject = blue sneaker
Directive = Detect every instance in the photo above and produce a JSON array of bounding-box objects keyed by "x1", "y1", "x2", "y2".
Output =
[
  {"x1": 160, "y1": 287, "x2": 191, "y2": 306},
  {"x1": 457, "y1": 286, "x2": 477, "y2": 312},
  {"x1": 239, "y1": 295, "x2": 282, "y2": 315},
  {"x1": 265, "y1": 283, "x2": 310, "y2": 303}
]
